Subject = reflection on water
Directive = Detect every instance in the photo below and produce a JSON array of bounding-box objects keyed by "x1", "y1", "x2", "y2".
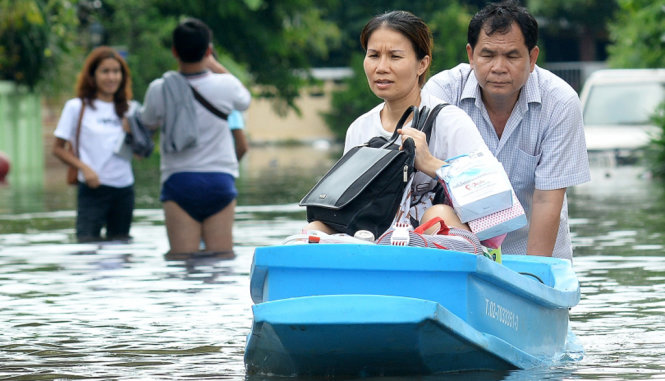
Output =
[
  {"x1": 569, "y1": 164, "x2": 665, "y2": 256},
  {"x1": 0, "y1": 144, "x2": 339, "y2": 233},
  {"x1": 237, "y1": 144, "x2": 341, "y2": 206},
  {"x1": 1, "y1": 147, "x2": 665, "y2": 380}
]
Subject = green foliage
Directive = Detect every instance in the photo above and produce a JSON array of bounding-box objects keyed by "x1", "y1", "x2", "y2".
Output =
[
  {"x1": 96, "y1": 0, "x2": 342, "y2": 112},
  {"x1": 528, "y1": 0, "x2": 618, "y2": 33},
  {"x1": 607, "y1": 0, "x2": 665, "y2": 68},
  {"x1": 322, "y1": 1, "x2": 473, "y2": 140},
  {"x1": 608, "y1": 0, "x2": 665, "y2": 176},
  {"x1": 646, "y1": 102, "x2": 665, "y2": 179},
  {"x1": 96, "y1": 0, "x2": 177, "y2": 101},
  {"x1": 322, "y1": 53, "x2": 378, "y2": 140},
  {"x1": 0, "y1": 0, "x2": 80, "y2": 92},
  {"x1": 428, "y1": 2, "x2": 473, "y2": 74}
]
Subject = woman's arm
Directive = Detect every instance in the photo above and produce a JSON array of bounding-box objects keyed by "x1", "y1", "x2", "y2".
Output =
[{"x1": 52, "y1": 137, "x2": 100, "y2": 188}]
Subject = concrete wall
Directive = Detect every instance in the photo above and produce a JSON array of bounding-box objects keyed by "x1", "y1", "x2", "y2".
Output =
[
  {"x1": 245, "y1": 80, "x2": 339, "y2": 144},
  {"x1": 0, "y1": 81, "x2": 44, "y2": 188}
]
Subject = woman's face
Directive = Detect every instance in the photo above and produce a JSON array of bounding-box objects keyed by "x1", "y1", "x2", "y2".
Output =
[
  {"x1": 363, "y1": 27, "x2": 429, "y2": 103},
  {"x1": 94, "y1": 57, "x2": 123, "y2": 101}
]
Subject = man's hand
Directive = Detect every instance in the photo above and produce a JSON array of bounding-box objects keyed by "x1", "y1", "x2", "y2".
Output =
[{"x1": 204, "y1": 53, "x2": 228, "y2": 74}]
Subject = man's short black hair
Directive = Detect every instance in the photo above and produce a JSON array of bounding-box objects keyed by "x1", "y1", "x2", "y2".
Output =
[
  {"x1": 173, "y1": 18, "x2": 212, "y2": 63},
  {"x1": 468, "y1": 0, "x2": 538, "y2": 52}
]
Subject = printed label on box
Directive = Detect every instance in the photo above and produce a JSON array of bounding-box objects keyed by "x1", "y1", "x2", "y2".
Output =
[{"x1": 437, "y1": 151, "x2": 514, "y2": 222}]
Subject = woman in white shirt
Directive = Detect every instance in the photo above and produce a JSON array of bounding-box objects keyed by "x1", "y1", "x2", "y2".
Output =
[
  {"x1": 307, "y1": 11, "x2": 492, "y2": 235},
  {"x1": 52, "y1": 46, "x2": 136, "y2": 242}
]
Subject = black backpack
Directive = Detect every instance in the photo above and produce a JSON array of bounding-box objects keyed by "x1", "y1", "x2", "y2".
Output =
[{"x1": 300, "y1": 104, "x2": 447, "y2": 237}]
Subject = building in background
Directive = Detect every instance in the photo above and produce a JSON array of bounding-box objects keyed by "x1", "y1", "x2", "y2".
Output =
[{"x1": 245, "y1": 68, "x2": 351, "y2": 145}]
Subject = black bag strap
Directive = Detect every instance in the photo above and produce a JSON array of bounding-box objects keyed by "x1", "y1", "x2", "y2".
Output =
[
  {"x1": 387, "y1": 106, "x2": 417, "y2": 144},
  {"x1": 190, "y1": 85, "x2": 228, "y2": 120},
  {"x1": 420, "y1": 103, "x2": 450, "y2": 208},
  {"x1": 421, "y1": 103, "x2": 449, "y2": 143},
  {"x1": 387, "y1": 103, "x2": 448, "y2": 145},
  {"x1": 416, "y1": 105, "x2": 429, "y2": 130}
]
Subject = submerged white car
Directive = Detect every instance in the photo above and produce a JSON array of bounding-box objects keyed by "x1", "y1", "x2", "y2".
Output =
[{"x1": 580, "y1": 69, "x2": 665, "y2": 162}]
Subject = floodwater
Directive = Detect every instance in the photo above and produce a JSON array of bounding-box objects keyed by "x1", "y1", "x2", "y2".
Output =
[{"x1": 1, "y1": 147, "x2": 664, "y2": 380}]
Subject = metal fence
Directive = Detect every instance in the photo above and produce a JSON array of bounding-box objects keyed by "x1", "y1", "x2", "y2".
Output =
[{"x1": 545, "y1": 61, "x2": 607, "y2": 93}]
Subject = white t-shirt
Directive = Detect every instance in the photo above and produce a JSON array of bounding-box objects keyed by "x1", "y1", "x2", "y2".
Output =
[
  {"x1": 344, "y1": 91, "x2": 492, "y2": 222},
  {"x1": 54, "y1": 98, "x2": 134, "y2": 187},
  {"x1": 140, "y1": 71, "x2": 251, "y2": 183}
]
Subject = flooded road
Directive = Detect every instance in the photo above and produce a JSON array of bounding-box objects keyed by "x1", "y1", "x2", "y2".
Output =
[{"x1": 1, "y1": 147, "x2": 664, "y2": 380}]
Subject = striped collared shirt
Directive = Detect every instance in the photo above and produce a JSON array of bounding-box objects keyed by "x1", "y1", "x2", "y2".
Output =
[{"x1": 424, "y1": 63, "x2": 591, "y2": 260}]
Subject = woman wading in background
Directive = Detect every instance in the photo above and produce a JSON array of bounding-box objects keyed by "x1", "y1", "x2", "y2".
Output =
[{"x1": 52, "y1": 46, "x2": 138, "y2": 242}]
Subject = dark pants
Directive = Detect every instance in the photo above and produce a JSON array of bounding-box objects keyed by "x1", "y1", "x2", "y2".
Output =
[{"x1": 76, "y1": 183, "x2": 134, "y2": 242}]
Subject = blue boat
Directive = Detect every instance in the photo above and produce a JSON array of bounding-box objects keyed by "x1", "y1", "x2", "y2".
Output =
[{"x1": 244, "y1": 244, "x2": 581, "y2": 376}]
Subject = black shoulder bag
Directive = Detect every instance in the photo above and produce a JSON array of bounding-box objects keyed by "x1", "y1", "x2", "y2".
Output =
[
  {"x1": 299, "y1": 103, "x2": 447, "y2": 237},
  {"x1": 190, "y1": 85, "x2": 228, "y2": 120}
]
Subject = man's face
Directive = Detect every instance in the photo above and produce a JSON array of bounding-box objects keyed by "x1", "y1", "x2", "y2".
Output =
[{"x1": 466, "y1": 23, "x2": 538, "y2": 104}]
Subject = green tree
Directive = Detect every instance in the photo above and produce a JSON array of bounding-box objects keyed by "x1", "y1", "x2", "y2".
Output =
[
  {"x1": 95, "y1": 0, "x2": 341, "y2": 112},
  {"x1": 606, "y1": 0, "x2": 665, "y2": 68},
  {"x1": 322, "y1": 53, "x2": 376, "y2": 139},
  {"x1": 428, "y1": 2, "x2": 473, "y2": 74},
  {"x1": 317, "y1": 1, "x2": 477, "y2": 67},
  {"x1": 607, "y1": 0, "x2": 665, "y2": 177},
  {"x1": 91, "y1": 0, "x2": 177, "y2": 101},
  {"x1": 528, "y1": 0, "x2": 618, "y2": 61},
  {"x1": 646, "y1": 102, "x2": 665, "y2": 178},
  {"x1": 0, "y1": 0, "x2": 80, "y2": 92}
]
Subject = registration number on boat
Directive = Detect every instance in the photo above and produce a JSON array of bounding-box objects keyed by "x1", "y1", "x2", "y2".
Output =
[{"x1": 485, "y1": 297, "x2": 519, "y2": 331}]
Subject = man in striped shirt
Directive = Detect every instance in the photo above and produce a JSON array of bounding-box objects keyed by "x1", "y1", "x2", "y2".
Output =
[{"x1": 424, "y1": 0, "x2": 590, "y2": 261}]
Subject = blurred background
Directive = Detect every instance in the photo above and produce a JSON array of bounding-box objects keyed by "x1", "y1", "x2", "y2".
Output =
[{"x1": 1, "y1": 0, "x2": 664, "y2": 216}]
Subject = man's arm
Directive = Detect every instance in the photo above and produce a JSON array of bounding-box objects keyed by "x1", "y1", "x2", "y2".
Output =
[
  {"x1": 526, "y1": 188, "x2": 566, "y2": 256},
  {"x1": 232, "y1": 129, "x2": 249, "y2": 161},
  {"x1": 138, "y1": 80, "x2": 164, "y2": 131}
]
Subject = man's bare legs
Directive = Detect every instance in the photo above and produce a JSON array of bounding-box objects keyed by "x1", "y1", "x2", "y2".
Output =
[
  {"x1": 164, "y1": 201, "x2": 201, "y2": 253},
  {"x1": 163, "y1": 200, "x2": 236, "y2": 259},
  {"x1": 202, "y1": 199, "x2": 236, "y2": 258}
]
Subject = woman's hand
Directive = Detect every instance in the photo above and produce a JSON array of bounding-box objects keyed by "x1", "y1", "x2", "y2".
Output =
[
  {"x1": 398, "y1": 127, "x2": 446, "y2": 178},
  {"x1": 82, "y1": 166, "x2": 101, "y2": 189},
  {"x1": 52, "y1": 138, "x2": 101, "y2": 188},
  {"x1": 122, "y1": 117, "x2": 131, "y2": 133}
]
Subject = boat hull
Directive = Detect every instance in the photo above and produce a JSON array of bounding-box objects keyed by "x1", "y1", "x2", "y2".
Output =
[
  {"x1": 246, "y1": 294, "x2": 548, "y2": 375},
  {"x1": 245, "y1": 244, "x2": 580, "y2": 376}
]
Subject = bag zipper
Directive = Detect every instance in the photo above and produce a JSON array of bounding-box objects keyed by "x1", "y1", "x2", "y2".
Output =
[{"x1": 403, "y1": 165, "x2": 408, "y2": 182}]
